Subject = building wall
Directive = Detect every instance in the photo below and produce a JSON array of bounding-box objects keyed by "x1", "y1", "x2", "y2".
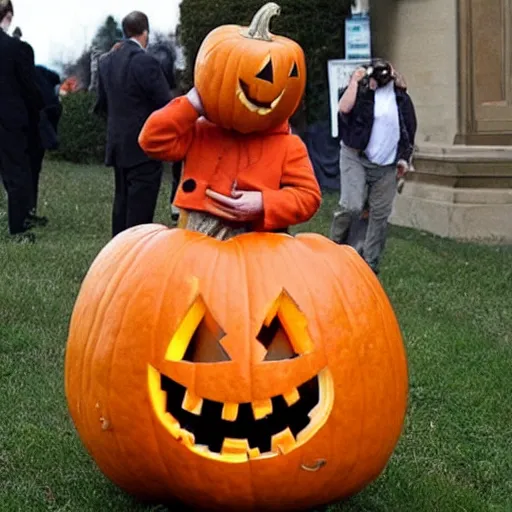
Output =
[{"x1": 369, "y1": 0, "x2": 459, "y2": 145}]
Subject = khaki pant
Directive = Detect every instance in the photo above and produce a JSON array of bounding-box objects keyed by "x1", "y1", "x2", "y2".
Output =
[{"x1": 330, "y1": 145, "x2": 397, "y2": 272}]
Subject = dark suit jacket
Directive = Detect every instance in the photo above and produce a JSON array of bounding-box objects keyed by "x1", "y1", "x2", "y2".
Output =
[
  {"x1": 94, "y1": 40, "x2": 172, "y2": 168},
  {"x1": 0, "y1": 30, "x2": 43, "y2": 139},
  {"x1": 34, "y1": 66, "x2": 62, "y2": 150}
]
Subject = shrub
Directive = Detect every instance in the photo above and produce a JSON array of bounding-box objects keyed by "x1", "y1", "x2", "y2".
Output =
[
  {"x1": 51, "y1": 92, "x2": 106, "y2": 164},
  {"x1": 179, "y1": 0, "x2": 352, "y2": 123}
]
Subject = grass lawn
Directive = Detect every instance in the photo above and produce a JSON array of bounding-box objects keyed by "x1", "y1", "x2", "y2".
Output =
[{"x1": 0, "y1": 160, "x2": 511, "y2": 511}]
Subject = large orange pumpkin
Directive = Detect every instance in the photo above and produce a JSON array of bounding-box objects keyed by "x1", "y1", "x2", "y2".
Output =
[
  {"x1": 194, "y1": 2, "x2": 306, "y2": 134},
  {"x1": 65, "y1": 225, "x2": 408, "y2": 511}
]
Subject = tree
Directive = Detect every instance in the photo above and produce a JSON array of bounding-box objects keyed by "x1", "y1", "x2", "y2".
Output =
[
  {"x1": 92, "y1": 15, "x2": 123, "y2": 54},
  {"x1": 89, "y1": 16, "x2": 123, "y2": 92}
]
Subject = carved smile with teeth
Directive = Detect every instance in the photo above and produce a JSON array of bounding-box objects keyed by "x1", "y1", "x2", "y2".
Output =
[
  {"x1": 147, "y1": 290, "x2": 334, "y2": 463},
  {"x1": 148, "y1": 366, "x2": 333, "y2": 463},
  {"x1": 237, "y1": 79, "x2": 285, "y2": 115}
]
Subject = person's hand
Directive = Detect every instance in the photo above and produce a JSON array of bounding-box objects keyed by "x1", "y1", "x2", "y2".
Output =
[
  {"x1": 186, "y1": 87, "x2": 204, "y2": 116},
  {"x1": 350, "y1": 67, "x2": 367, "y2": 86},
  {"x1": 396, "y1": 159, "x2": 410, "y2": 179},
  {"x1": 205, "y1": 186, "x2": 263, "y2": 222},
  {"x1": 389, "y1": 63, "x2": 407, "y2": 89}
]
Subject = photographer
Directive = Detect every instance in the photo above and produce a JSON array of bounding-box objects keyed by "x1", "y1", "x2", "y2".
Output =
[{"x1": 330, "y1": 59, "x2": 417, "y2": 274}]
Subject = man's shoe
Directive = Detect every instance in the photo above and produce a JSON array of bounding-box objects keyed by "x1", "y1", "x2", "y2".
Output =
[
  {"x1": 9, "y1": 232, "x2": 36, "y2": 244},
  {"x1": 26, "y1": 214, "x2": 49, "y2": 228}
]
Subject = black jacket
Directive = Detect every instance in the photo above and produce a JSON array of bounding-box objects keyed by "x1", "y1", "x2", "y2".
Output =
[
  {"x1": 0, "y1": 30, "x2": 43, "y2": 135},
  {"x1": 94, "y1": 40, "x2": 172, "y2": 168},
  {"x1": 339, "y1": 83, "x2": 417, "y2": 162},
  {"x1": 34, "y1": 66, "x2": 62, "y2": 149}
]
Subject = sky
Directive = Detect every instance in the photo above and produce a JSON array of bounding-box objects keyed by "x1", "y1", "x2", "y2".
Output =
[{"x1": 10, "y1": 0, "x2": 182, "y2": 67}]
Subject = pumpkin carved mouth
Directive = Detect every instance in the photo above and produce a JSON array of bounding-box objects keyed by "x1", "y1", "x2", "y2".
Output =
[
  {"x1": 237, "y1": 79, "x2": 285, "y2": 115},
  {"x1": 148, "y1": 290, "x2": 334, "y2": 462},
  {"x1": 148, "y1": 366, "x2": 334, "y2": 463}
]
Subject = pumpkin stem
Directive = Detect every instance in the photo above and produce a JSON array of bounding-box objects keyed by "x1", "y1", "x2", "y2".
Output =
[{"x1": 242, "y1": 2, "x2": 281, "y2": 42}]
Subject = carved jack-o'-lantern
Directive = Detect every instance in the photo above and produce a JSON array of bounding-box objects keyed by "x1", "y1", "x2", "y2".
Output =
[
  {"x1": 194, "y1": 2, "x2": 306, "y2": 134},
  {"x1": 65, "y1": 226, "x2": 408, "y2": 511}
]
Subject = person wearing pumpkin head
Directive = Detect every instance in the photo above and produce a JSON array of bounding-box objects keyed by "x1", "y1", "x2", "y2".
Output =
[{"x1": 139, "y1": 3, "x2": 321, "y2": 240}]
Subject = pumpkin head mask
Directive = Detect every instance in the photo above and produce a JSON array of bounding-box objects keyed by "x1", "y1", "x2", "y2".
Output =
[{"x1": 194, "y1": 2, "x2": 307, "y2": 133}]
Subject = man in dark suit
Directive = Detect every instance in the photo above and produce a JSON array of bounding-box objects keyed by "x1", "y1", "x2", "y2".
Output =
[
  {"x1": 13, "y1": 27, "x2": 62, "y2": 226},
  {"x1": 28, "y1": 65, "x2": 62, "y2": 224},
  {"x1": 94, "y1": 11, "x2": 172, "y2": 237},
  {"x1": 0, "y1": 1, "x2": 44, "y2": 242}
]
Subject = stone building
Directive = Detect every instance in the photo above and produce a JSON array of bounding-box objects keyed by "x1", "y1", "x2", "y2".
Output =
[{"x1": 371, "y1": 0, "x2": 512, "y2": 243}]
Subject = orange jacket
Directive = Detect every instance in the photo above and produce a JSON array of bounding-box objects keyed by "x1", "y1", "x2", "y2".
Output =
[{"x1": 138, "y1": 97, "x2": 321, "y2": 231}]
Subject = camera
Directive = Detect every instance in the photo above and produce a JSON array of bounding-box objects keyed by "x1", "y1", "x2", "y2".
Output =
[{"x1": 360, "y1": 60, "x2": 394, "y2": 89}]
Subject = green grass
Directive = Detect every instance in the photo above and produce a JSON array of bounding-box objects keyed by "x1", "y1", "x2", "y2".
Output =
[{"x1": 0, "y1": 161, "x2": 511, "y2": 511}]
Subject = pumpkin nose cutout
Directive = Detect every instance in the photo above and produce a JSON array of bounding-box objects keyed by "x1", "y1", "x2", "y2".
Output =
[
  {"x1": 257, "y1": 316, "x2": 298, "y2": 361},
  {"x1": 256, "y1": 59, "x2": 274, "y2": 83}
]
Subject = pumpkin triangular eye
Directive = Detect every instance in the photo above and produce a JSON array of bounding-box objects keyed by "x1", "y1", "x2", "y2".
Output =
[
  {"x1": 256, "y1": 59, "x2": 274, "y2": 83},
  {"x1": 183, "y1": 315, "x2": 230, "y2": 363},
  {"x1": 165, "y1": 296, "x2": 230, "y2": 363},
  {"x1": 258, "y1": 316, "x2": 298, "y2": 361},
  {"x1": 258, "y1": 290, "x2": 314, "y2": 361},
  {"x1": 289, "y1": 62, "x2": 299, "y2": 78}
]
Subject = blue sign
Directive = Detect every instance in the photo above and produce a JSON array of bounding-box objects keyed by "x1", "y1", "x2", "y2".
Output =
[{"x1": 345, "y1": 14, "x2": 371, "y2": 60}]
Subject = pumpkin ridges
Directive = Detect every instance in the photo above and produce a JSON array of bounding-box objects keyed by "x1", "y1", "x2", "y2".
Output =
[
  {"x1": 76, "y1": 229, "x2": 171, "y2": 485},
  {"x1": 339, "y1": 250, "x2": 401, "y2": 489},
  {"x1": 294, "y1": 234, "x2": 407, "y2": 492},
  {"x1": 291, "y1": 237, "x2": 368, "y2": 489},
  {"x1": 321, "y1": 249, "x2": 406, "y2": 493},
  {"x1": 342, "y1": 247, "x2": 408, "y2": 438},
  {"x1": 69, "y1": 228, "x2": 163, "y2": 415},
  {"x1": 368, "y1": 303, "x2": 408, "y2": 470},
  {"x1": 84, "y1": 230, "x2": 213, "y2": 496},
  {"x1": 109, "y1": 231, "x2": 207, "y2": 497},
  {"x1": 65, "y1": 227, "x2": 170, "y2": 491},
  {"x1": 67, "y1": 228, "x2": 161, "y2": 396},
  {"x1": 102, "y1": 230, "x2": 197, "y2": 485},
  {"x1": 81, "y1": 229, "x2": 165, "y2": 392}
]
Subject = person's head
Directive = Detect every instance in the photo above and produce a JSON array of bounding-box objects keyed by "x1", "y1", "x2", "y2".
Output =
[
  {"x1": 0, "y1": 0, "x2": 14, "y2": 33},
  {"x1": 122, "y1": 11, "x2": 150, "y2": 48},
  {"x1": 12, "y1": 26, "x2": 21, "y2": 38}
]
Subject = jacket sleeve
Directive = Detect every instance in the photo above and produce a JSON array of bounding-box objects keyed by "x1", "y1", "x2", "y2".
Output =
[
  {"x1": 402, "y1": 93, "x2": 417, "y2": 148},
  {"x1": 138, "y1": 96, "x2": 199, "y2": 162},
  {"x1": 93, "y1": 63, "x2": 108, "y2": 117},
  {"x1": 254, "y1": 136, "x2": 322, "y2": 231},
  {"x1": 132, "y1": 54, "x2": 172, "y2": 111}
]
